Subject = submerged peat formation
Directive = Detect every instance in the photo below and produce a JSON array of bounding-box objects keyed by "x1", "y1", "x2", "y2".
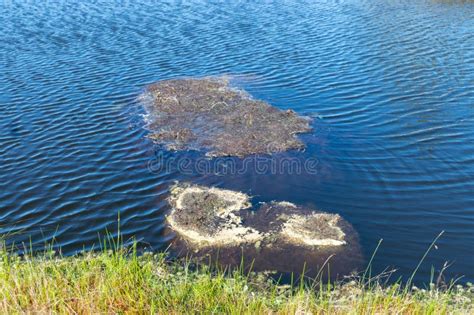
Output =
[
  {"x1": 166, "y1": 183, "x2": 363, "y2": 278},
  {"x1": 142, "y1": 77, "x2": 311, "y2": 157}
]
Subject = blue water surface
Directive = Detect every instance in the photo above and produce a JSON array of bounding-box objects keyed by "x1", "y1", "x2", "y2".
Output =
[{"x1": 1, "y1": 0, "x2": 474, "y2": 283}]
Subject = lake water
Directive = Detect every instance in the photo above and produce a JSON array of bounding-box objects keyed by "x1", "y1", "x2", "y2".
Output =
[{"x1": 1, "y1": 0, "x2": 473, "y2": 284}]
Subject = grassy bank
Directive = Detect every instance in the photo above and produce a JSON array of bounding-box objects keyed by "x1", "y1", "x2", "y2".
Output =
[{"x1": 0, "y1": 243, "x2": 472, "y2": 314}]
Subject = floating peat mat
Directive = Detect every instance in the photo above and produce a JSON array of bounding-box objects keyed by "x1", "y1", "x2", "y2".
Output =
[
  {"x1": 165, "y1": 183, "x2": 363, "y2": 279},
  {"x1": 141, "y1": 77, "x2": 311, "y2": 157}
]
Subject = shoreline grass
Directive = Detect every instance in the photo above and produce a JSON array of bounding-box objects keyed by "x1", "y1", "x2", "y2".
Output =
[{"x1": 0, "y1": 241, "x2": 472, "y2": 314}]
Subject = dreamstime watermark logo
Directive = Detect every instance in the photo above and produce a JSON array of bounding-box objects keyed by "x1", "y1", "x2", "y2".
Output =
[{"x1": 148, "y1": 149, "x2": 319, "y2": 176}]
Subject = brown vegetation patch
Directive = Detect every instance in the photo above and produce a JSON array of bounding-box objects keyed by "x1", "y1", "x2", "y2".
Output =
[
  {"x1": 166, "y1": 183, "x2": 363, "y2": 277},
  {"x1": 142, "y1": 77, "x2": 311, "y2": 157},
  {"x1": 243, "y1": 201, "x2": 347, "y2": 247},
  {"x1": 167, "y1": 184, "x2": 262, "y2": 248}
]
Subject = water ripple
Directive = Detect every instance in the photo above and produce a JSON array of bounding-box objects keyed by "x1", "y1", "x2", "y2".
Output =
[{"x1": 1, "y1": 0, "x2": 474, "y2": 283}]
